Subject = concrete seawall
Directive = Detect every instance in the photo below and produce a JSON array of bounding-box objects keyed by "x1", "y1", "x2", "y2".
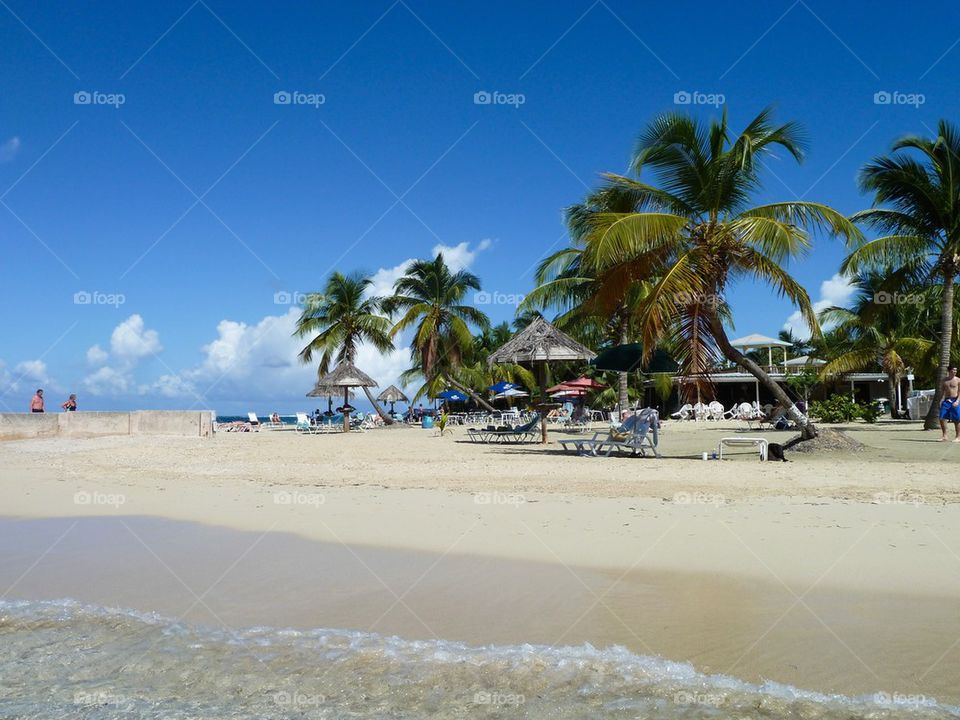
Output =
[{"x1": 0, "y1": 411, "x2": 214, "y2": 440}]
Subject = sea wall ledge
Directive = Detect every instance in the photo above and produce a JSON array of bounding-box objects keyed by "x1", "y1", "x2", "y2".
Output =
[{"x1": 0, "y1": 411, "x2": 214, "y2": 440}]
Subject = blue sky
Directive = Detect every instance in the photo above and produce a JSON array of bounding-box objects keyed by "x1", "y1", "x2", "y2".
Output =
[{"x1": 1, "y1": 1, "x2": 957, "y2": 413}]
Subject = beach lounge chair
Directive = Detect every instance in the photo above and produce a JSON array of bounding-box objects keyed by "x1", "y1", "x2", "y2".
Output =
[
  {"x1": 560, "y1": 409, "x2": 661, "y2": 458},
  {"x1": 295, "y1": 413, "x2": 318, "y2": 434},
  {"x1": 708, "y1": 401, "x2": 725, "y2": 421},
  {"x1": 735, "y1": 402, "x2": 760, "y2": 430},
  {"x1": 693, "y1": 402, "x2": 710, "y2": 422},
  {"x1": 247, "y1": 412, "x2": 261, "y2": 431},
  {"x1": 467, "y1": 414, "x2": 540, "y2": 443},
  {"x1": 670, "y1": 404, "x2": 693, "y2": 421}
]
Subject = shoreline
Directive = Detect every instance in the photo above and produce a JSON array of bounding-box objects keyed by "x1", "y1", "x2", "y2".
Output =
[
  {"x1": 1, "y1": 423, "x2": 959, "y2": 706},
  {"x1": 2, "y1": 514, "x2": 958, "y2": 704}
]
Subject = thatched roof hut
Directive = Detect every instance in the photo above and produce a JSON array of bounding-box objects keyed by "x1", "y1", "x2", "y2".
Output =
[
  {"x1": 377, "y1": 385, "x2": 408, "y2": 404},
  {"x1": 316, "y1": 361, "x2": 377, "y2": 389},
  {"x1": 315, "y1": 362, "x2": 378, "y2": 432},
  {"x1": 488, "y1": 316, "x2": 596, "y2": 365},
  {"x1": 489, "y1": 317, "x2": 595, "y2": 442}
]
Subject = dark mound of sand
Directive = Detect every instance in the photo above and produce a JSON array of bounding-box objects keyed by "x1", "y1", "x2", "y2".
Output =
[{"x1": 785, "y1": 427, "x2": 865, "y2": 453}]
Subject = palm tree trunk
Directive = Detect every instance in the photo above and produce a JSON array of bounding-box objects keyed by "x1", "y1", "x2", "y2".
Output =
[
  {"x1": 708, "y1": 312, "x2": 817, "y2": 440},
  {"x1": 887, "y1": 373, "x2": 900, "y2": 419},
  {"x1": 617, "y1": 312, "x2": 629, "y2": 414},
  {"x1": 444, "y1": 376, "x2": 497, "y2": 413},
  {"x1": 362, "y1": 386, "x2": 394, "y2": 425},
  {"x1": 923, "y1": 272, "x2": 955, "y2": 430}
]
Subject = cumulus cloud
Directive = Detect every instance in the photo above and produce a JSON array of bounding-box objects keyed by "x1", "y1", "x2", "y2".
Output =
[
  {"x1": 783, "y1": 273, "x2": 856, "y2": 338},
  {"x1": 14, "y1": 360, "x2": 49, "y2": 385},
  {"x1": 366, "y1": 239, "x2": 492, "y2": 299},
  {"x1": 165, "y1": 307, "x2": 412, "y2": 405},
  {"x1": 82, "y1": 315, "x2": 163, "y2": 396},
  {"x1": 110, "y1": 314, "x2": 162, "y2": 361},
  {"x1": 83, "y1": 366, "x2": 131, "y2": 396},
  {"x1": 86, "y1": 344, "x2": 109, "y2": 366},
  {"x1": 433, "y1": 239, "x2": 492, "y2": 272},
  {"x1": 0, "y1": 137, "x2": 20, "y2": 163}
]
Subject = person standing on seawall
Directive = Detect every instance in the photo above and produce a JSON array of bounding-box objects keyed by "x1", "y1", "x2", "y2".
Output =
[
  {"x1": 30, "y1": 389, "x2": 44, "y2": 413},
  {"x1": 61, "y1": 394, "x2": 77, "y2": 411}
]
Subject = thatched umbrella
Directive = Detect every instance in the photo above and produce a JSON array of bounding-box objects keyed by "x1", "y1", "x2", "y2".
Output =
[
  {"x1": 306, "y1": 381, "x2": 348, "y2": 415},
  {"x1": 489, "y1": 317, "x2": 595, "y2": 443},
  {"x1": 377, "y1": 384, "x2": 408, "y2": 415},
  {"x1": 315, "y1": 361, "x2": 378, "y2": 433}
]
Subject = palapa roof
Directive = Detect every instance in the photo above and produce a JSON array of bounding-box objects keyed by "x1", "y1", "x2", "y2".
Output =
[
  {"x1": 489, "y1": 316, "x2": 596, "y2": 365},
  {"x1": 377, "y1": 384, "x2": 408, "y2": 403},
  {"x1": 315, "y1": 361, "x2": 378, "y2": 388},
  {"x1": 306, "y1": 383, "x2": 353, "y2": 398},
  {"x1": 730, "y1": 333, "x2": 792, "y2": 348}
]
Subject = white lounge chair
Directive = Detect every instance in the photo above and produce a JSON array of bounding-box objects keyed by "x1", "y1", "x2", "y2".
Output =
[
  {"x1": 671, "y1": 404, "x2": 694, "y2": 421},
  {"x1": 295, "y1": 412, "x2": 317, "y2": 434},
  {"x1": 735, "y1": 402, "x2": 760, "y2": 430},
  {"x1": 560, "y1": 409, "x2": 661, "y2": 458},
  {"x1": 708, "y1": 401, "x2": 725, "y2": 421},
  {"x1": 719, "y1": 436, "x2": 769, "y2": 461},
  {"x1": 246, "y1": 412, "x2": 261, "y2": 431}
]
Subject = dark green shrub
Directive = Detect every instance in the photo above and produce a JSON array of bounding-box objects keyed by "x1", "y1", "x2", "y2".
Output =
[
  {"x1": 810, "y1": 395, "x2": 861, "y2": 423},
  {"x1": 858, "y1": 401, "x2": 881, "y2": 424}
]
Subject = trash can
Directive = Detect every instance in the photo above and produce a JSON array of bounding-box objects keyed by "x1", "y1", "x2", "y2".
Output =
[{"x1": 422, "y1": 415, "x2": 434, "y2": 429}]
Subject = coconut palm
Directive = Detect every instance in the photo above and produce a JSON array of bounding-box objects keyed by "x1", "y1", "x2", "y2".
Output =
[
  {"x1": 382, "y1": 253, "x2": 494, "y2": 410},
  {"x1": 844, "y1": 120, "x2": 960, "y2": 429},
  {"x1": 294, "y1": 271, "x2": 395, "y2": 423},
  {"x1": 522, "y1": 188, "x2": 644, "y2": 412},
  {"x1": 819, "y1": 275, "x2": 935, "y2": 418},
  {"x1": 572, "y1": 108, "x2": 862, "y2": 439}
]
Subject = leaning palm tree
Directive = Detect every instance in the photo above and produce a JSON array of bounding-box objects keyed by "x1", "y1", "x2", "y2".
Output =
[
  {"x1": 294, "y1": 271, "x2": 395, "y2": 423},
  {"x1": 574, "y1": 108, "x2": 862, "y2": 439},
  {"x1": 382, "y1": 253, "x2": 494, "y2": 411},
  {"x1": 819, "y1": 275, "x2": 934, "y2": 418},
  {"x1": 522, "y1": 186, "x2": 650, "y2": 413},
  {"x1": 844, "y1": 120, "x2": 960, "y2": 429}
]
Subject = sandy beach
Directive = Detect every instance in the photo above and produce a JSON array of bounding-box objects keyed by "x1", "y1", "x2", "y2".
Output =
[{"x1": 2, "y1": 420, "x2": 959, "y2": 711}]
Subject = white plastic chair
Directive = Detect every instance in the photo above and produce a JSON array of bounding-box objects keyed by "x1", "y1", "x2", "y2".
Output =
[
  {"x1": 708, "y1": 401, "x2": 725, "y2": 421},
  {"x1": 671, "y1": 404, "x2": 694, "y2": 421},
  {"x1": 693, "y1": 402, "x2": 710, "y2": 422}
]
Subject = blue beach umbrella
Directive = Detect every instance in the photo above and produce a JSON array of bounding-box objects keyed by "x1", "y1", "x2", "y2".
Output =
[
  {"x1": 488, "y1": 381, "x2": 519, "y2": 394},
  {"x1": 437, "y1": 389, "x2": 468, "y2": 402}
]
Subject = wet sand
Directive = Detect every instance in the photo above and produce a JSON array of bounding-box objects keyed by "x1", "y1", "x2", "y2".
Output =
[{"x1": 2, "y1": 514, "x2": 957, "y2": 703}]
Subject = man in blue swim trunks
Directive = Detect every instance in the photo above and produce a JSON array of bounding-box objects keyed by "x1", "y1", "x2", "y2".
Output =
[{"x1": 939, "y1": 366, "x2": 960, "y2": 442}]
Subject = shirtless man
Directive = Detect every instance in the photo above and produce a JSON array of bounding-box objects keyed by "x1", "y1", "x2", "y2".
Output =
[{"x1": 939, "y1": 366, "x2": 960, "y2": 442}]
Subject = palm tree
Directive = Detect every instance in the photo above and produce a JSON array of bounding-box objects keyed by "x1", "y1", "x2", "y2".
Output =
[
  {"x1": 522, "y1": 185, "x2": 652, "y2": 413},
  {"x1": 569, "y1": 108, "x2": 862, "y2": 439},
  {"x1": 819, "y1": 275, "x2": 934, "y2": 418},
  {"x1": 382, "y1": 253, "x2": 494, "y2": 411},
  {"x1": 844, "y1": 120, "x2": 960, "y2": 429},
  {"x1": 294, "y1": 271, "x2": 395, "y2": 423}
]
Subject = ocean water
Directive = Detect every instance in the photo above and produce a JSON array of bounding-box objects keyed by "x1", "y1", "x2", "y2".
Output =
[{"x1": 1, "y1": 599, "x2": 956, "y2": 720}]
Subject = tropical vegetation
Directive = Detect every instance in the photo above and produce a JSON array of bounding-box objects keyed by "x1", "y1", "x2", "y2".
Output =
[{"x1": 294, "y1": 108, "x2": 959, "y2": 439}]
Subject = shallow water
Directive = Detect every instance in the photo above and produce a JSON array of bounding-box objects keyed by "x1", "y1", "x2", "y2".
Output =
[{"x1": 1, "y1": 599, "x2": 957, "y2": 720}]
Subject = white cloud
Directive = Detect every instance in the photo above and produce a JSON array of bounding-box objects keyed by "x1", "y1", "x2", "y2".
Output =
[
  {"x1": 86, "y1": 344, "x2": 109, "y2": 366},
  {"x1": 82, "y1": 315, "x2": 163, "y2": 396},
  {"x1": 13, "y1": 359, "x2": 49, "y2": 385},
  {"x1": 83, "y1": 366, "x2": 131, "y2": 396},
  {"x1": 161, "y1": 308, "x2": 413, "y2": 405},
  {"x1": 110, "y1": 314, "x2": 162, "y2": 361},
  {"x1": 0, "y1": 137, "x2": 20, "y2": 163},
  {"x1": 365, "y1": 239, "x2": 492, "y2": 301},
  {"x1": 783, "y1": 273, "x2": 856, "y2": 338},
  {"x1": 432, "y1": 239, "x2": 492, "y2": 272},
  {"x1": 367, "y1": 259, "x2": 413, "y2": 298}
]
